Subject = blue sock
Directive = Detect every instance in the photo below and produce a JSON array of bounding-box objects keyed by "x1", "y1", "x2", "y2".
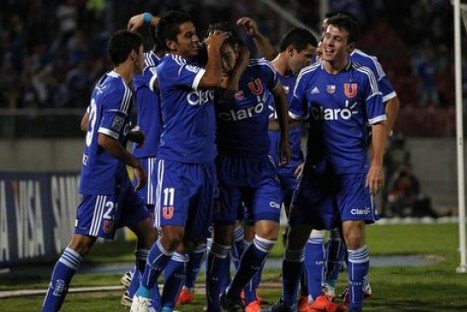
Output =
[
  {"x1": 161, "y1": 252, "x2": 189, "y2": 309},
  {"x1": 206, "y1": 242, "x2": 231, "y2": 312},
  {"x1": 230, "y1": 226, "x2": 245, "y2": 269},
  {"x1": 347, "y1": 246, "x2": 369, "y2": 311},
  {"x1": 137, "y1": 239, "x2": 173, "y2": 298},
  {"x1": 228, "y1": 235, "x2": 275, "y2": 299},
  {"x1": 185, "y1": 243, "x2": 207, "y2": 289},
  {"x1": 325, "y1": 228, "x2": 346, "y2": 287},
  {"x1": 41, "y1": 247, "x2": 83, "y2": 312},
  {"x1": 304, "y1": 231, "x2": 326, "y2": 300},
  {"x1": 127, "y1": 269, "x2": 140, "y2": 298},
  {"x1": 282, "y1": 249, "x2": 304, "y2": 308},
  {"x1": 243, "y1": 259, "x2": 263, "y2": 305}
]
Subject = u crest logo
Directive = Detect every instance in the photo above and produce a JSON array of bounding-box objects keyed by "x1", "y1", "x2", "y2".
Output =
[
  {"x1": 163, "y1": 206, "x2": 174, "y2": 219},
  {"x1": 344, "y1": 83, "x2": 358, "y2": 98},
  {"x1": 248, "y1": 78, "x2": 264, "y2": 95}
]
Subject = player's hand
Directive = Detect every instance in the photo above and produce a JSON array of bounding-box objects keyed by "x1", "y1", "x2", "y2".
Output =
[
  {"x1": 127, "y1": 14, "x2": 144, "y2": 32},
  {"x1": 129, "y1": 127, "x2": 145, "y2": 148},
  {"x1": 205, "y1": 31, "x2": 229, "y2": 51},
  {"x1": 133, "y1": 164, "x2": 147, "y2": 191},
  {"x1": 223, "y1": 75, "x2": 238, "y2": 99},
  {"x1": 237, "y1": 17, "x2": 260, "y2": 38},
  {"x1": 294, "y1": 162, "x2": 305, "y2": 179},
  {"x1": 279, "y1": 139, "x2": 291, "y2": 166},
  {"x1": 365, "y1": 164, "x2": 384, "y2": 196}
]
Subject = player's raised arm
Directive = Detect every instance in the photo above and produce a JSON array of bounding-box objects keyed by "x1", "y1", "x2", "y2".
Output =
[
  {"x1": 199, "y1": 31, "x2": 229, "y2": 89},
  {"x1": 237, "y1": 16, "x2": 276, "y2": 60},
  {"x1": 127, "y1": 12, "x2": 160, "y2": 32}
]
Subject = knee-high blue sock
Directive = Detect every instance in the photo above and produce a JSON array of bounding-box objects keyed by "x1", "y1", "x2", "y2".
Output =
[
  {"x1": 347, "y1": 246, "x2": 369, "y2": 311},
  {"x1": 161, "y1": 252, "x2": 189, "y2": 309},
  {"x1": 281, "y1": 248, "x2": 304, "y2": 308},
  {"x1": 41, "y1": 247, "x2": 83, "y2": 312},
  {"x1": 230, "y1": 225, "x2": 245, "y2": 269},
  {"x1": 137, "y1": 238, "x2": 173, "y2": 298},
  {"x1": 325, "y1": 228, "x2": 346, "y2": 287},
  {"x1": 227, "y1": 235, "x2": 275, "y2": 299},
  {"x1": 206, "y1": 242, "x2": 231, "y2": 312},
  {"x1": 126, "y1": 248, "x2": 149, "y2": 297},
  {"x1": 304, "y1": 230, "x2": 326, "y2": 300},
  {"x1": 184, "y1": 243, "x2": 207, "y2": 289}
]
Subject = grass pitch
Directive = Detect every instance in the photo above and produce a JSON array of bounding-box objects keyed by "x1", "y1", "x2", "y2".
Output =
[{"x1": 1, "y1": 222, "x2": 467, "y2": 311}]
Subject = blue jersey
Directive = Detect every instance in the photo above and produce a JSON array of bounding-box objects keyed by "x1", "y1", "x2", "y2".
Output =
[
  {"x1": 290, "y1": 61, "x2": 385, "y2": 174},
  {"x1": 216, "y1": 58, "x2": 279, "y2": 157},
  {"x1": 80, "y1": 71, "x2": 134, "y2": 194},
  {"x1": 350, "y1": 49, "x2": 397, "y2": 103},
  {"x1": 132, "y1": 51, "x2": 162, "y2": 158},
  {"x1": 156, "y1": 54, "x2": 216, "y2": 163},
  {"x1": 268, "y1": 72, "x2": 304, "y2": 170}
]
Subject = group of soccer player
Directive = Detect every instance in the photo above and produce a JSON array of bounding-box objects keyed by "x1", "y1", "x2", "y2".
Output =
[{"x1": 40, "y1": 6, "x2": 399, "y2": 312}]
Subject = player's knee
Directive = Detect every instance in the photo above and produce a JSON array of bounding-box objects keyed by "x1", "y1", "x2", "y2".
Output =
[{"x1": 343, "y1": 232, "x2": 364, "y2": 250}]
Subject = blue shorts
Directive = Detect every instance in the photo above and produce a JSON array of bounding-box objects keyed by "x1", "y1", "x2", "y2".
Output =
[
  {"x1": 289, "y1": 166, "x2": 377, "y2": 230},
  {"x1": 133, "y1": 156, "x2": 157, "y2": 210},
  {"x1": 75, "y1": 175, "x2": 149, "y2": 239},
  {"x1": 215, "y1": 154, "x2": 281, "y2": 225},
  {"x1": 268, "y1": 129, "x2": 302, "y2": 209},
  {"x1": 154, "y1": 159, "x2": 216, "y2": 239}
]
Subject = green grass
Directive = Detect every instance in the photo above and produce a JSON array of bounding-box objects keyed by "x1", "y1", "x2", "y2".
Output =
[{"x1": 1, "y1": 223, "x2": 467, "y2": 311}]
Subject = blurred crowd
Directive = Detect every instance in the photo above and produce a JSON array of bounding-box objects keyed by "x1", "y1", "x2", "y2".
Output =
[{"x1": 0, "y1": 0, "x2": 465, "y2": 120}]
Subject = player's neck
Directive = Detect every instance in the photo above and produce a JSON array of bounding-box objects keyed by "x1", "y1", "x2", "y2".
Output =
[
  {"x1": 323, "y1": 58, "x2": 349, "y2": 74},
  {"x1": 114, "y1": 63, "x2": 134, "y2": 85},
  {"x1": 272, "y1": 53, "x2": 292, "y2": 76}
]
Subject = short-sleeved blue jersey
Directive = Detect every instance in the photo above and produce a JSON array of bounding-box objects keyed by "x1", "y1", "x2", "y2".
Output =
[
  {"x1": 156, "y1": 54, "x2": 216, "y2": 163},
  {"x1": 80, "y1": 71, "x2": 134, "y2": 194},
  {"x1": 216, "y1": 58, "x2": 279, "y2": 157},
  {"x1": 132, "y1": 51, "x2": 162, "y2": 158},
  {"x1": 290, "y1": 61, "x2": 386, "y2": 174},
  {"x1": 350, "y1": 49, "x2": 397, "y2": 103}
]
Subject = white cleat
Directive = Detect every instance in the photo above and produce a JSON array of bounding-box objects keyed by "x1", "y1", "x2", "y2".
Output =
[{"x1": 130, "y1": 295, "x2": 156, "y2": 312}]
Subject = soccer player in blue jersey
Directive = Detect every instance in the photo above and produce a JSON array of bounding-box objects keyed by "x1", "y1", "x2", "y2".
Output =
[
  {"x1": 237, "y1": 17, "x2": 320, "y2": 312},
  {"x1": 120, "y1": 25, "x2": 166, "y2": 307},
  {"x1": 41, "y1": 30, "x2": 157, "y2": 312},
  {"x1": 318, "y1": 12, "x2": 400, "y2": 301},
  {"x1": 130, "y1": 11, "x2": 229, "y2": 312},
  {"x1": 204, "y1": 22, "x2": 291, "y2": 312},
  {"x1": 265, "y1": 13, "x2": 387, "y2": 312}
]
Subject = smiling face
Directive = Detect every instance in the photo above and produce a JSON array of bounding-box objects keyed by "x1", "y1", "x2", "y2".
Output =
[
  {"x1": 322, "y1": 24, "x2": 353, "y2": 64},
  {"x1": 166, "y1": 21, "x2": 200, "y2": 59}
]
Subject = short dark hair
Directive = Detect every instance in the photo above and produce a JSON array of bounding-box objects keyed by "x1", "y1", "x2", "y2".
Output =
[
  {"x1": 325, "y1": 12, "x2": 360, "y2": 43},
  {"x1": 325, "y1": 13, "x2": 360, "y2": 44},
  {"x1": 278, "y1": 27, "x2": 317, "y2": 52},
  {"x1": 156, "y1": 10, "x2": 193, "y2": 50},
  {"x1": 207, "y1": 22, "x2": 246, "y2": 47},
  {"x1": 106, "y1": 29, "x2": 142, "y2": 65}
]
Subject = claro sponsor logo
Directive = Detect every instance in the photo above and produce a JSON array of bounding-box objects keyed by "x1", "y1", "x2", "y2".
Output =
[
  {"x1": 311, "y1": 100, "x2": 358, "y2": 121},
  {"x1": 218, "y1": 102, "x2": 265, "y2": 121},
  {"x1": 351, "y1": 207, "x2": 371, "y2": 215},
  {"x1": 186, "y1": 90, "x2": 214, "y2": 106}
]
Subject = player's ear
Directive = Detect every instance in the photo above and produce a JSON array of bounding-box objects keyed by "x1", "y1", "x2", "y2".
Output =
[
  {"x1": 165, "y1": 39, "x2": 177, "y2": 52},
  {"x1": 287, "y1": 45, "x2": 295, "y2": 57},
  {"x1": 346, "y1": 42, "x2": 355, "y2": 54}
]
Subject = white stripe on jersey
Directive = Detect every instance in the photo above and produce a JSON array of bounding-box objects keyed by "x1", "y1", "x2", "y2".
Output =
[
  {"x1": 248, "y1": 58, "x2": 277, "y2": 80},
  {"x1": 119, "y1": 84, "x2": 131, "y2": 114},
  {"x1": 352, "y1": 49, "x2": 386, "y2": 80},
  {"x1": 154, "y1": 159, "x2": 165, "y2": 230},
  {"x1": 353, "y1": 63, "x2": 380, "y2": 96},
  {"x1": 146, "y1": 157, "x2": 156, "y2": 205},
  {"x1": 90, "y1": 195, "x2": 106, "y2": 236},
  {"x1": 293, "y1": 62, "x2": 320, "y2": 97}
]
